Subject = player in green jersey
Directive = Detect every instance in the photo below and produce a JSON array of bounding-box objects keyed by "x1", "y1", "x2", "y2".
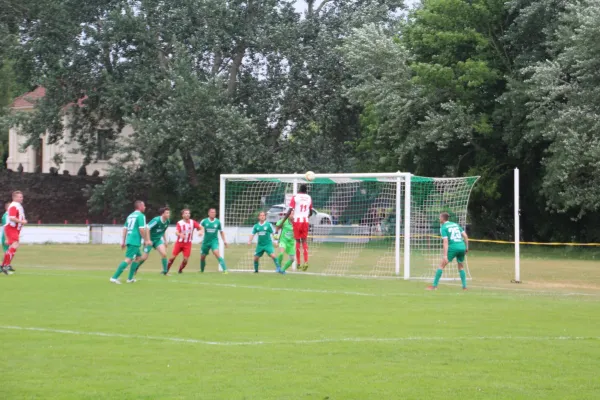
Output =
[
  {"x1": 247, "y1": 211, "x2": 281, "y2": 273},
  {"x1": 275, "y1": 209, "x2": 295, "y2": 274},
  {"x1": 131, "y1": 207, "x2": 171, "y2": 276},
  {"x1": 427, "y1": 212, "x2": 469, "y2": 291},
  {"x1": 110, "y1": 200, "x2": 151, "y2": 284},
  {"x1": 1, "y1": 202, "x2": 13, "y2": 272},
  {"x1": 199, "y1": 208, "x2": 228, "y2": 273}
]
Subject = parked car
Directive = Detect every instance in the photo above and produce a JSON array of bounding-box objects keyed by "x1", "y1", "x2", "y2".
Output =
[{"x1": 266, "y1": 204, "x2": 332, "y2": 225}]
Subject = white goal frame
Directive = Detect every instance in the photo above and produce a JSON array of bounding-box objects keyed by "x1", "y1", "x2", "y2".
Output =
[{"x1": 219, "y1": 172, "x2": 477, "y2": 280}]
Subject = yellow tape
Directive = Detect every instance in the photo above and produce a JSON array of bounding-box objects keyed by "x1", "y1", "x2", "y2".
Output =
[
  {"x1": 469, "y1": 238, "x2": 600, "y2": 246},
  {"x1": 303, "y1": 234, "x2": 600, "y2": 246}
]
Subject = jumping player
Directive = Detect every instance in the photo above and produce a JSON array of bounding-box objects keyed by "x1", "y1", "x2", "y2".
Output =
[
  {"x1": 281, "y1": 184, "x2": 313, "y2": 271},
  {"x1": 275, "y1": 209, "x2": 295, "y2": 274},
  {"x1": 131, "y1": 207, "x2": 171, "y2": 276},
  {"x1": 168, "y1": 209, "x2": 200, "y2": 274},
  {"x1": 427, "y1": 212, "x2": 469, "y2": 291},
  {"x1": 248, "y1": 211, "x2": 281, "y2": 273},
  {"x1": 110, "y1": 200, "x2": 151, "y2": 284},
  {"x1": 199, "y1": 208, "x2": 228, "y2": 274}
]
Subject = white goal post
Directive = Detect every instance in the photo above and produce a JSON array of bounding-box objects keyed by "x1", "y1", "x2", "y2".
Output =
[{"x1": 219, "y1": 172, "x2": 479, "y2": 280}]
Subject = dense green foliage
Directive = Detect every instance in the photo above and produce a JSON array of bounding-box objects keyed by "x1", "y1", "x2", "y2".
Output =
[{"x1": 2, "y1": 0, "x2": 599, "y2": 241}]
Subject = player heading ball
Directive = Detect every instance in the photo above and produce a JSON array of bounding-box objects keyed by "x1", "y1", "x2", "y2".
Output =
[{"x1": 281, "y1": 184, "x2": 314, "y2": 271}]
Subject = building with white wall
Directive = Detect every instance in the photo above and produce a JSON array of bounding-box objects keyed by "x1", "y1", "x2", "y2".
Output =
[{"x1": 7, "y1": 87, "x2": 132, "y2": 175}]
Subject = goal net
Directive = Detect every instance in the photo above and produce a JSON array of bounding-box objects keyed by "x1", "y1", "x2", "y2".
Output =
[{"x1": 219, "y1": 173, "x2": 478, "y2": 280}]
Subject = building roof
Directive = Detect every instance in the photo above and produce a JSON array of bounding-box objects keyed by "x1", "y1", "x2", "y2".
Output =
[
  {"x1": 10, "y1": 86, "x2": 88, "y2": 110},
  {"x1": 10, "y1": 86, "x2": 47, "y2": 109}
]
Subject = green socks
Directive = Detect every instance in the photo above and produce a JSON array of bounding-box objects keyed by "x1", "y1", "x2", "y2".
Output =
[
  {"x1": 254, "y1": 261, "x2": 259, "y2": 272},
  {"x1": 200, "y1": 259, "x2": 206, "y2": 272},
  {"x1": 459, "y1": 269, "x2": 467, "y2": 288},
  {"x1": 277, "y1": 253, "x2": 284, "y2": 266},
  {"x1": 282, "y1": 259, "x2": 293, "y2": 272},
  {"x1": 161, "y1": 258, "x2": 168, "y2": 273},
  {"x1": 273, "y1": 258, "x2": 280, "y2": 269},
  {"x1": 128, "y1": 261, "x2": 141, "y2": 280},
  {"x1": 218, "y1": 257, "x2": 227, "y2": 271},
  {"x1": 432, "y1": 268, "x2": 443, "y2": 287},
  {"x1": 112, "y1": 261, "x2": 128, "y2": 279}
]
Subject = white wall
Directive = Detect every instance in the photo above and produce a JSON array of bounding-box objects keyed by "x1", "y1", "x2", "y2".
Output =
[{"x1": 19, "y1": 226, "x2": 90, "y2": 244}]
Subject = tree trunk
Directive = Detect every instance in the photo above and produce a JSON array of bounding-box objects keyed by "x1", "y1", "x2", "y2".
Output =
[
  {"x1": 181, "y1": 150, "x2": 199, "y2": 187},
  {"x1": 212, "y1": 51, "x2": 222, "y2": 76},
  {"x1": 227, "y1": 43, "x2": 246, "y2": 96}
]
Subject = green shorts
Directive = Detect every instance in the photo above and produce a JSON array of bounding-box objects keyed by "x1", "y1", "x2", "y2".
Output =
[
  {"x1": 255, "y1": 244, "x2": 275, "y2": 258},
  {"x1": 143, "y1": 239, "x2": 164, "y2": 254},
  {"x1": 278, "y1": 239, "x2": 295, "y2": 256},
  {"x1": 448, "y1": 247, "x2": 466, "y2": 263},
  {"x1": 125, "y1": 245, "x2": 142, "y2": 260},
  {"x1": 201, "y1": 239, "x2": 219, "y2": 256}
]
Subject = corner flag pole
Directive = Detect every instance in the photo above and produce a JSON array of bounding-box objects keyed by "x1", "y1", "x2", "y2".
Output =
[{"x1": 513, "y1": 168, "x2": 521, "y2": 283}]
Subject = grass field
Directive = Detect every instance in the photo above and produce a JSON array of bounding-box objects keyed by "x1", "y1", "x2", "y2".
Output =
[{"x1": 1, "y1": 244, "x2": 599, "y2": 399}]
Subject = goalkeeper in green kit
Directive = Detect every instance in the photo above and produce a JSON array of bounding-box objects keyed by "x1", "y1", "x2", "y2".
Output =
[
  {"x1": 427, "y1": 212, "x2": 469, "y2": 291},
  {"x1": 275, "y1": 209, "x2": 295, "y2": 274},
  {"x1": 247, "y1": 211, "x2": 281, "y2": 273}
]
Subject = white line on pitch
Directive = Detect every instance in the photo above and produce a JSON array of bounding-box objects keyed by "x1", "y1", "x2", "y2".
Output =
[
  {"x1": 1, "y1": 325, "x2": 598, "y2": 346},
  {"x1": 14, "y1": 268, "x2": 600, "y2": 298}
]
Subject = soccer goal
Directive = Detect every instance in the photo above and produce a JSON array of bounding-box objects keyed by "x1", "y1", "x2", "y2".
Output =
[{"x1": 219, "y1": 173, "x2": 479, "y2": 280}]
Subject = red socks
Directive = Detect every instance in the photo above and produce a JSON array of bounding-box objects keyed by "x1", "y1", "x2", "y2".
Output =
[
  {"x1": 178, "y1": 259, "x2": 188, "y2": 273},
  {"x1": 302, "y1": 241, "x2": 309, "y2": 263},
  {"x1": 2, "y1": 247, "x2": 16, "y2": 266},
  {"x1": 296, "y1": 241, "x2": 301, "y2": 263},
  {"x1": 167, "y1": 258, "x2": 175, "y2": 272}
]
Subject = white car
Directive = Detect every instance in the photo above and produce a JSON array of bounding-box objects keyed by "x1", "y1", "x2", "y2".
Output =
[{"x1": 266, "y1": 204, "x2": 332, "y2": 225}]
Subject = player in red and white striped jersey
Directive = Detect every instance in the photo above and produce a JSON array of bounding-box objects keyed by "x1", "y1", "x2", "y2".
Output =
[
  {"x1": 282, "y1": 184, "x2": 313, "y2": 271},
  {"x1": 167, "y1": 209, "x2": 200, "y2": 274},
  {"x1": 1, "y1": 191, "x2": 27, "y2": 275}
]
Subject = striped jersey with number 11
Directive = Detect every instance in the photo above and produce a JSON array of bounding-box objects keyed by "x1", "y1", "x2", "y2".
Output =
[{"x1": 289, "y1": 193, "x2": 312, "y2": 223}]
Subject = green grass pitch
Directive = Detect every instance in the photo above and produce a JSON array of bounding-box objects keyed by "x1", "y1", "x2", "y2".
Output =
[{"x1": 1, "y1": 244, "x2": 599, "y2": 399}]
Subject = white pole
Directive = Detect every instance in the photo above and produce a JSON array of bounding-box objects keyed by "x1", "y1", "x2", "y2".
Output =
[
  {"x1": 514, "y1": 168, "x2": 521, "y2": 283},
  {"x1": 403, "y1": 174, "x2": 412, "y2": 280},
  {"x1": 395, "y1": 176, "x2": 401, "y2": 276},
  {"x1": 292, "y1": 176, "x2": 299, "y2": 271},
  {"x1": 219, "y1": 176, "x2": 226, "y2": 272}
]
